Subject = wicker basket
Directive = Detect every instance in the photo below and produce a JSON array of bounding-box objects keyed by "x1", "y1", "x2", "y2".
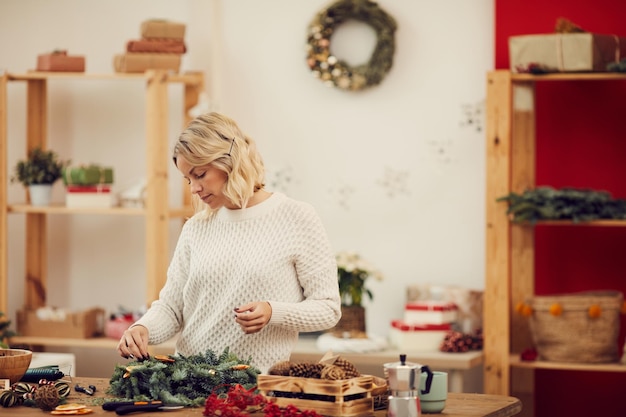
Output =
[
  {"x1": 528, "y1": 290, "x2": 623, "y2": 363},
  {"x1": 330, "y1": 305, "x2": 367, "y2": 337}
]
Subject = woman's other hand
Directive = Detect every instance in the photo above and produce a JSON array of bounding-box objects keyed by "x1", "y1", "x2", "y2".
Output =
[{"x1": 234, "y1": 301, "x2": 272, "y2": 334}]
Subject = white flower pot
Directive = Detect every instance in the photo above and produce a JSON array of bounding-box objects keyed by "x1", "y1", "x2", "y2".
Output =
[{"x1": 28, "y1": 184, "x2": 53, "y2": 206}]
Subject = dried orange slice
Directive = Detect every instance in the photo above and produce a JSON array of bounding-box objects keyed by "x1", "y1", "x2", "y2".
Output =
[
  {"x1": 154, "y1": 354, "x2": 175, "y2": 363},
  {"x1": 55, "y1": 404, "x2": 87, "y2": 411},
  {"x1": 51, "y1": 407, "x2": 93, "y2": 415}
]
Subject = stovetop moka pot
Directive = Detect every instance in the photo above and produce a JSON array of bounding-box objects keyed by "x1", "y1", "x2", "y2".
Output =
[{"x1": 384, "y1": 354, "x2": 433, "y2": 417}]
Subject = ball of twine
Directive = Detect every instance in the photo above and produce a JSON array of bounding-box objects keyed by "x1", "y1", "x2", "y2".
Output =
[{"x1": 34, "y1": 384, "x2": 60, "y2": 411}]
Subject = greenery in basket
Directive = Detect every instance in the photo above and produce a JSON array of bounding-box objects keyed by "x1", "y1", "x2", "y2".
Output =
[
  {"x1": 336, "y1": 251, "x2": 384, "y2": 307},
  {"x1": 11, "y1": 147, "x2": 69, "y2": 186},
  {"x1": 0, "y1": 311, "x2": 16, "y2": 348},
  {"x1": 497, "y1": 186, "x2": 626, "y2": 223}
]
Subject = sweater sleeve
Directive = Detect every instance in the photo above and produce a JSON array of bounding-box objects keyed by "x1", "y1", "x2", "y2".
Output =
[
  {"x1": 132, "y1": 217, "x2": 193, "y2": 344},
  {"x1": 268, "y1": 203, "x2": 341, "y2": 332}
]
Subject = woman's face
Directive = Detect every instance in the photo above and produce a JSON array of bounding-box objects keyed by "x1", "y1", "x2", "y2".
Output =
[{"x1": 176, "y1": 155, "x2": 231, "y2": 210}]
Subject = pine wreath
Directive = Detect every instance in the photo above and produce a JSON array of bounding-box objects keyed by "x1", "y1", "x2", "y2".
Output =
[
  {"x1": 306, "y1": 0, "x2": 397, "y2": 91},
  {"x1": 106, "y1": 348, "x2": 260, "y2": 407}
]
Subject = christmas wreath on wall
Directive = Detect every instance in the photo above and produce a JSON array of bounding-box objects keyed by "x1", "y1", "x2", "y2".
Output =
[{"x1": 306, "y1": 0, "x2": 397, "y2": 91}]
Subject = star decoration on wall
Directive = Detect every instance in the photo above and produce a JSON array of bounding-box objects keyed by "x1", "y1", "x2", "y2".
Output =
[
  {"x1": 329, "y1": 183, "x2": 356, "y2": 210},
  {"x1": 267, "y1": 165, "x2": 296, "y2": 193},
  {"x1": 459, "y1": 100, "x2": 484, "y2": 133},
  {"x1": 376, "y1": 166, "x2": 410, "y2": 198}
]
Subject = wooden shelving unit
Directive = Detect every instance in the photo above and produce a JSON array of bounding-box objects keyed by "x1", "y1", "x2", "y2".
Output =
[
  {"x1": 0, "y1": 70, "x2": 204, "y2": 347},
  {"x1": 484, "y1": 70, "x2": 626, "y2": 416}
]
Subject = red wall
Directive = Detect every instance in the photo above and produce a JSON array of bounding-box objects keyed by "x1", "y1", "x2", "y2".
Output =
[{"x1": 495, "y1": 1, "x2": 626, "y2": 416}]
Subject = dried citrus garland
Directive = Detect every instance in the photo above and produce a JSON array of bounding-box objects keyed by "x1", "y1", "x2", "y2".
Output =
[{"x1": 516, "y1": 301, "x2": 609, "y2": 318}]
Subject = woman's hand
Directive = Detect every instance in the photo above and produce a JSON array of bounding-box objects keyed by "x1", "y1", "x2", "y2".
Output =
[
  {"x1": 234, "y1": 301, "x2": 272, "y2": 334},
  {"x1": 117, "y1": 325, "x2": 150, "y2": 360}
]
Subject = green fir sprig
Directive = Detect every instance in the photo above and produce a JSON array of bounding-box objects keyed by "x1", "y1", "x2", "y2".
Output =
[{"x1": 497, "y1": 186, "x2": 626, "y2": 223}]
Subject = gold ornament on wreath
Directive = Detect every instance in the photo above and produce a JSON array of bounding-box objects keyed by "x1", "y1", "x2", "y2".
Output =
[{"x1": 306, "y1": 0, "x2": 397, "y2": 91}]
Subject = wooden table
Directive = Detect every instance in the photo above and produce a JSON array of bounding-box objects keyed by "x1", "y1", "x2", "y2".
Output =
[{"x1": 8, "y1": 377, "x2": 522, "y2": 417}]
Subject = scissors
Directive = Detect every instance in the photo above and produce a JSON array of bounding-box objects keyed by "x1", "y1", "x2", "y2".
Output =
[{"x1": 102, "y1": 400, "x2": 184, "y2": 414}]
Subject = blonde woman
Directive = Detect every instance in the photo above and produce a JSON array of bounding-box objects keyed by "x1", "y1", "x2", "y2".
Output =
[{"x1": 117, "y1": 112, "x2": 341, "y2": 373}]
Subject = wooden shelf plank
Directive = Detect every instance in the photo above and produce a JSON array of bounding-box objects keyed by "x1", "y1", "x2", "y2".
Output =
[
  {"x1": 7, "y1": 71, "x2": 204, "y2": 85},
  {"x1": 7, "y1": 203, "x2": 193, "y2": 218},
  {"x1": 11, "y1": 336, "x2": 119, "y2": 349},
  {"x1": 292, "y1": 337, "x2": 483, "y2": 370},
  {"x1": 513, "y1": 219, "x2": 626, "y2": 227},
  {"x1": 510, "y1": 354, "x2": 626, "y2": 372},
  {"x1": 511, "y1": 72, "x2": 626, "y2": 82},
  {"x1": 10, "y1": 335, "x2": 177, "y2": 353}
]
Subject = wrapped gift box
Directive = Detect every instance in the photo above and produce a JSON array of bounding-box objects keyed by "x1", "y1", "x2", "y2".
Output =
[
  {"x1": 104, "y1": 317, "x2": 134, "y2": 339},
  {"x1": 404, "y1": 301, "x2": 458, "y2": 325},
  {"x1": 389, "y1": 320, "x2": 451, "y2": 351},
  {"x1": 63, "y1": 165, "x2": 114, "y2": 186},
  {"x1": 17, "y1": 307, "x2": 105, "y2": 338},
  {"x1": 509, "y1": 33, "x2": 626, "y2": 73},
  {"x1": 37, "y1": 50, "x2": 85, "y2": 72},
  {"x1": 126, "y1": 39, "x2": 187, "y2": 54},
  {"x1": 65, "y1": 185, "x2": 114, "y2": 208},
  {"x1": 140, "y1": 19, "x2": 186, "y2": 40},
  {"x1": 114, "y1": 53, "x2": 181, "y2": 73}
]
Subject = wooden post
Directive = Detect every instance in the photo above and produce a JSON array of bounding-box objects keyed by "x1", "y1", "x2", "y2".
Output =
[
  {"x1": 509, "y1": 80, "x2": 536, "y2": 417},
  {"x1": 484, "y1": 70, "x2": 513, "y2": 396},
  {"x1": 145, "y1": 70, "x2": 170, "y2": 306},
  {"x1": 0, "y1": 73, "x2": 7, "y2": 314},
  {"x1": 25, "y1": 79, "x2": 48, "y2": 309}
]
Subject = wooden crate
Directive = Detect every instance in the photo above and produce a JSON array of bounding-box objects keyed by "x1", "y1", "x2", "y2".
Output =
[
  {"x1": 257, "y1": 374, "x2": 374, "y2": 417},
  {"x1": 16, "y1": 307, "x2": 105, "y2": 338}
]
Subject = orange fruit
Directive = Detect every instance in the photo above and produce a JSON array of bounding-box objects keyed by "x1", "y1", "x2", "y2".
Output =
[
  {"x1": 549, "y1": 303, "x2": 563, "y2": 316},
  {"x1": 588, "y1": 304, "x2": 601, "y2": 318}
]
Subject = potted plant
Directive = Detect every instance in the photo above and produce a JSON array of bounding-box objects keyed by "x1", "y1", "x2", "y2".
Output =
[
  {"x1": 0, "y1": 311, "x2": 16, "y2": 348},
  {"x1": 11, "y1": 147, "x2": 68, "y2": 206},
  {"x1": 334, "y1": 251, "x2": 384, "y2": 335}
]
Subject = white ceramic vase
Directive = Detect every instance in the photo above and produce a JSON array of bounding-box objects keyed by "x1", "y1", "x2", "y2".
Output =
[{"x1": 28, "y1": 184, "x2": 53, "y2": 206}]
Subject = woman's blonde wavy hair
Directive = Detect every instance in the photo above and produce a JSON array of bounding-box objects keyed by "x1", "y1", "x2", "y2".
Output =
[{"x1": 172, "y1": 112, "x2": 265, "y2": 216}]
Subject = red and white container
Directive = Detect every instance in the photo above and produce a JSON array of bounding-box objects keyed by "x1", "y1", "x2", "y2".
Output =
[
  {"x1": 403, "y1": 301, "x2": 458, "y2": 325},
  {"x1": 65, "y1": 185, "x2": 113, "y2": 208},
  {"x1": 389, "y1": 320, "x2": 451, "y2": 351}
]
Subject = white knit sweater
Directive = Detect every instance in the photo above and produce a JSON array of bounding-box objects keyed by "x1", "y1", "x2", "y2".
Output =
[{"x1": 134, "y1": 192, "x2": 341, "y2": 372}]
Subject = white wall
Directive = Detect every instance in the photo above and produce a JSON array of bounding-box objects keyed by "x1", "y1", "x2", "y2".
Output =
[{"x1": 0, "y1": 0, "x2": 493, "y2": 375}]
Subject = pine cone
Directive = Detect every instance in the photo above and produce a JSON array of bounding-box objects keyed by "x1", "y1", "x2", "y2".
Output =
[
  {"x1": 320, "y1": 364, "x2": 346, "y2": 380},
  {"x1": 333, "y1": 357, "x2": 360, "y2": 378},
  {"x1": 289, "y1": 362, "x2": 324, "y2": 378},
  {"x1": 268, "y1": 361, "x2": 292, "y2": 376}
]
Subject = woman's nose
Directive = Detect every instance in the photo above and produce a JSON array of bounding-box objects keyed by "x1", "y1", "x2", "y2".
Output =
[{"x1": 190, "y1": 181, "x2": 202, "y2": 194}]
